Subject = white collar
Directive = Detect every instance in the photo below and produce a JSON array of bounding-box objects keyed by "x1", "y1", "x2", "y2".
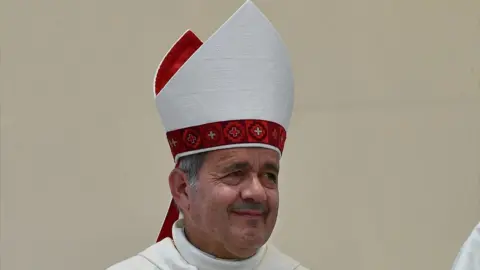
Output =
[{"x1": 172, "y1": 219, "x2": 267, "y2": 270}]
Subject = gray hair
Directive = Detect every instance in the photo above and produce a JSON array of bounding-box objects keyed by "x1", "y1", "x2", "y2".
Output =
[{"x1": 177, "y1": 152, "x2": 207, "y2": 187}]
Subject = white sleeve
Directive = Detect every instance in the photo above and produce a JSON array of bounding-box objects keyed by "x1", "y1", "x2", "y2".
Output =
[{"x1": 452, "y1": 223, "x2": 480, "y2": 270}]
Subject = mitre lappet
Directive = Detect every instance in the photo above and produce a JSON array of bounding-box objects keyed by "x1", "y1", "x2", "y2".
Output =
[{"x1": 153, "y1": 0, "x2": 294, "y2": 242}]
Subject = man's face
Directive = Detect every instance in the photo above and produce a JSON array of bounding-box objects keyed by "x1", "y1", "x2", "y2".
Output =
[{"x1": 186, "y1": 147, "x2": 280, "y2": 257}]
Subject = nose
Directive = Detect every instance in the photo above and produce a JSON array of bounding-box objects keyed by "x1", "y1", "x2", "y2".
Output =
[{"x1": 240, "y1": 174, "x2": 267, "y2": 202}]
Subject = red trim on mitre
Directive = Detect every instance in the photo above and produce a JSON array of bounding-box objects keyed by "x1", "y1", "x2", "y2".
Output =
[
  {"x1": 154, "y1": 30, "x2": 203, "y2": 242},
  {"x1": 167, "y1": 119, "x2": 287, "y2": 159}
]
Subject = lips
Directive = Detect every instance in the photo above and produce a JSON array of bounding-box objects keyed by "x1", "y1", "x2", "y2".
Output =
[{"x1": 231, "y1": 210, "x2": 264, "y2": 216}]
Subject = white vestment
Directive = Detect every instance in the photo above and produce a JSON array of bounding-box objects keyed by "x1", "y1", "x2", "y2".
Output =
[
  {"x1": 107, "y1": 219, "x2": 308, "y2": 270},
  {"x1": 452, "y1": 222, "x2": 480, "y2": 270}
]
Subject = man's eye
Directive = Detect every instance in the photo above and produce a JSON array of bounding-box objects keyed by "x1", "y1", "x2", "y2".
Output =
[{"x1": 265, "y1": 173, "x2": 278, "y2": 182}]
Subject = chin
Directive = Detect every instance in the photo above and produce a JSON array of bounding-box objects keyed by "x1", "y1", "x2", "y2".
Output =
[
  {"x1": 226, "y1": 236, "x2": 265, "y2": 258},
  {"x1": 229, "y1": 246, "x2": 261, "y2": 259},
  {"x1": 234, "y1": 229, "x2": 267, "y2": 247},
  {"x1": 228, "y1": 221, "x2": 272, "y2": 245}
]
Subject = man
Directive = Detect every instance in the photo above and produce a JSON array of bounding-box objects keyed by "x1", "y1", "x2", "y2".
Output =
[
  {"x1": 107, "y1": 1, "x2": 308, "y2": 269},
  {"x1": 451, "y1": 221, "x2": 480, "y2": 270}
]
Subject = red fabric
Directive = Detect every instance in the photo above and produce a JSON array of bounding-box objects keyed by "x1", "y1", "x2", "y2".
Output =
[
  {"x1": 154, "y1": 30, "x2": 203, "y2": 96},
  {"x1": 154, "y1": 31, "x2": 203, "y2": 242},
  {"x1": 167, "y1": 119, "x2": 287, "y2": 159},
  {"x1": 156, "y1": 199, "x2": 179, "y2": 242}
]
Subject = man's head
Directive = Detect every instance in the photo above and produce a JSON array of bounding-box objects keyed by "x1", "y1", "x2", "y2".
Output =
[{"x1": 169, "y1": 147, "x2": 280, "y2": 259}]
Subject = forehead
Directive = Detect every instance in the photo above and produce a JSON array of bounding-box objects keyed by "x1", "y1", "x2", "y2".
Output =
[{"x1": 205, "y1": 147, "x2": 280, "y2": 167}]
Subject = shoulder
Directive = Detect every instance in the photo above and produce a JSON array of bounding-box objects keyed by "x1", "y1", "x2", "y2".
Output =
[
  {"x1": 106, "y1": 255, "x2": 159, "y2": 270},
  {"x1": 451, "y1": 221, "x2": 480, "y2": 270},
  {"x1": 105, "y1": 238, "x2": 181, "y2": 270},
  {"x1": 263, "y1": 244, "x2": 310, "y2": 270}
]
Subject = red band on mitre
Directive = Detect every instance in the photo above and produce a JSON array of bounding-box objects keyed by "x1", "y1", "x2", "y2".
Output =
[
  {"x1": 167, "y1": 119, "x2": 287, "y2": 160},
  {"x1": 154, "y1": 31, "x2": 203, "y2": 242}
]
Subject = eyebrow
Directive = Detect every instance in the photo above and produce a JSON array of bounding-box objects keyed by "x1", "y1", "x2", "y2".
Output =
[{"x1": 263, "y1": 162, "x2": 280, "y2": 174}]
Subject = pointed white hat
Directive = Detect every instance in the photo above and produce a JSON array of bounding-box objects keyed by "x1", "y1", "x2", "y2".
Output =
[
  {"x1": 154, "y1": 0, "x2": 294, "y2": 163},
  {"x1": 153, "y1": 0, "x2": 294, "y2": 242}
]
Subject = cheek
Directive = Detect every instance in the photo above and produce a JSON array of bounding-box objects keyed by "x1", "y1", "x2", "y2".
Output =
[
  {"x1": 193, "y1": 185, "x2": 238, "y2": 216},
  {"x1": 189, "y1": 187, "x2": 212, "y2": 216},
  {"x1": 211, "y1": 185, "x2": 240, "y2": 209},
  {"x1": 188, "y1": 192, "x2": 205, "y2": 221},
  {"x1": 267, "y1": 190, "x2": 279, "y2": 211}
]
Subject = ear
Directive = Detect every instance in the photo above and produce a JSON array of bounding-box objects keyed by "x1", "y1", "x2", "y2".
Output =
[{"x1": 168, "y1": 168, "x2": 191, "y2": 212}]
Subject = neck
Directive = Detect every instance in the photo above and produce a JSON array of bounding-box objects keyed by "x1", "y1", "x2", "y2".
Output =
[{"x1": 183, "y1": 223, "x2": 257, "y2": 260}]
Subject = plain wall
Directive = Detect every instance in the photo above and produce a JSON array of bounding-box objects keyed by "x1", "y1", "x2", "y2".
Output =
[{"x1": 1, "y1": 0, "x2": 479, "y2": 269}]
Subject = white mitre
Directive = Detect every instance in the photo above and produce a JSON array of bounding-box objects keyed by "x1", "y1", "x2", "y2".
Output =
[
  {"x1": 154, "y1": 0, "x2": 294, "y2": 163},
  {"x1": 152, "y1": 0, "x2": 294, "y2": 242}
]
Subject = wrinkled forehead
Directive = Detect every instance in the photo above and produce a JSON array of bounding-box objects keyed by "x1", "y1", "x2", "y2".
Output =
[{"x1": 206, "y1": 147, "x2": 280, "y2": 170}]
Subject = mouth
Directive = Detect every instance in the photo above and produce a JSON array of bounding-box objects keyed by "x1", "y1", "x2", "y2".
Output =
[{"x1": 231, "y1": 210, "x2": 265, "y2": 217}]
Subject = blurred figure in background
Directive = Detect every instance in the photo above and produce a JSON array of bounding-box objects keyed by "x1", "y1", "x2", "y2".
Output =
[{"x1": 452, "y1": 222, "x2": 480, "y2": 270}]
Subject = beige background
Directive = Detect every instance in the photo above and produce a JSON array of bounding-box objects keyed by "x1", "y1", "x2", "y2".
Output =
[{"x1": 1, "y1": 0, "x2": 479, "y2": 269}]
